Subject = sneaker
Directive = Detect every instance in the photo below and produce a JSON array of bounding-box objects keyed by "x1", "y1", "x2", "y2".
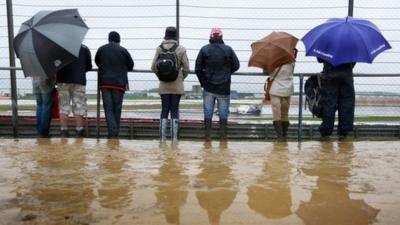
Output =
[
  {"x1": 60, "y1": 129, "x2": 69, "y2": 137},
  {"x1": 76, "y1": 129, "x2": 85, "y2": 137}
]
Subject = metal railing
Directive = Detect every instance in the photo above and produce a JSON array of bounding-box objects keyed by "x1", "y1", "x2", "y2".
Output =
[
  {"x1": 1, "y1": 66, "x2": 400, "y2": 141},
  {"x1": 2, "y1": 0, "x2": 400, "y2": 140}
]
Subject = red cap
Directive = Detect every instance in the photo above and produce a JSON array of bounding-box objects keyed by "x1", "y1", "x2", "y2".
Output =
[{"x1": 210, "y1": 27, "x2": 223, "y2": 37}]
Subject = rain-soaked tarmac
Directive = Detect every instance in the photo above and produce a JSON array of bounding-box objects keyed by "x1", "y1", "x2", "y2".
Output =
[{"x1": 0, "y1": 139, "x2": 399, "y2": 225}]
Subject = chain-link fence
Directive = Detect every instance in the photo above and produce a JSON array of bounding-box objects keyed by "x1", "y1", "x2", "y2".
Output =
[{"x1": 1, "y1": 0, "x2": 400, "y2": 126}]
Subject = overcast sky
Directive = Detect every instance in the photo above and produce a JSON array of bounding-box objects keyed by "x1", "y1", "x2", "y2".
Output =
[{"x1": 1, "y1": 0, "x2": 400, "y2": 93}]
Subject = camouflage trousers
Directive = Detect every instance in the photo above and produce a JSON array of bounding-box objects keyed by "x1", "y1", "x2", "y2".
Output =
[{"x1": 57, "y1": 83, "x2": 87, "y2": 116}]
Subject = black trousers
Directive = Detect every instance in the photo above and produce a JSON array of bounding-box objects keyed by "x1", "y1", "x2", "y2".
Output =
[
  {"x1": 319, "y1": 72, "x2": 355, "y2": 137},
  {"x1": 101, "y1": 89, "x2": 124, "y2": 137},
  {"x1": 160, "y1": 94, "x2": 181, "y2": 119}
]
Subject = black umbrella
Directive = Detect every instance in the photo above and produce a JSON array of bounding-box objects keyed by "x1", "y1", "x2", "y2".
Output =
[{"x1": 14, "y1": 9, "x2": 89, "y2": 78}]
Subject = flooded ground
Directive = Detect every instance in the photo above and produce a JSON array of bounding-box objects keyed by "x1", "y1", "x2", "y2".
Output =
[{"x1": 0, "y1": 139, "x2": 399, "y2": 225}]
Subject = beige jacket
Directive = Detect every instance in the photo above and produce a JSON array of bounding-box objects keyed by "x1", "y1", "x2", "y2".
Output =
[
  {"x1": 270, "y1": 62, "x2": 295, "y2": 97},
  {"x1": 151, "y1": 40, "x2": 190, "y2": 95}
]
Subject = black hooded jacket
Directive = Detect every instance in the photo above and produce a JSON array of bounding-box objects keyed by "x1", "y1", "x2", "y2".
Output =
[
  {"x1": 195, "y1": 39, "x2": 240, "y2": 95},
  {"x1": 57, "y1": 45, "x2": 92, "y2": 86},
  {"x1": 95, "y1": 42, "x2": 134, "y2": 88},
  {"x1": 317, "y1": 58, "x2": 355, "y2": 76}
]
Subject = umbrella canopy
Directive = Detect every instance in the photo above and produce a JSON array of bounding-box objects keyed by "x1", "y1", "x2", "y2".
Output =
[
  {"x1": 302, "y1": 16, "x2": 391, "y2": 66},
  {"x1": 249, "y1": 31, "x2": 298, "y2": 74},
  {"x1": 14, "y1": 9, "x2": 89, "y2": 78}
]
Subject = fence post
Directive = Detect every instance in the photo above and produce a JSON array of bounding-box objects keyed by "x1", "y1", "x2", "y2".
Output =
[
  {"x1": 297, "y1": 74, "x2": 304, "y2": 142},
  {"x1": 6, "y1": 0, "x2": 18, "y2": 137},
  {"x1": 176, "y1": 0, "x2": 180, "y2": 43},
  {"x1": 96, "y1": 80, "x2": 100, "y2": 138},
  {"x1": 348, "y1": 0, "x2": 354, "y2": 16}
]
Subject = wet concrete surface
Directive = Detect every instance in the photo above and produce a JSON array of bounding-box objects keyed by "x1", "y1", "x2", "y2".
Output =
[{"x1": 0, "y1": 139, "x2": 399, "y2": 225}]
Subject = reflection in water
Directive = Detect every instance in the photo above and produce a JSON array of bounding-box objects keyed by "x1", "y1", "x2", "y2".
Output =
[
  {"x1": 2, "y1": 139, "x2": 398, "y2": 224},
  {"x1": 98, "y1": 139, "x2": 133, "y2": 210},
  {"x1": 296, "y1": 142, "x2": 380, "y2": 225},
  {"x1": 196, "y1": 141, "x2": 238, "y2": 225},
  {"x1": 247, "y1": 142, "x2": 292, "y2": 219},
  {"x1": 20, "y1": 138, "x2": 94, "y2": 224},
  {"x1": 153, "y1": 145, "x2": 189, "y2": 224}
]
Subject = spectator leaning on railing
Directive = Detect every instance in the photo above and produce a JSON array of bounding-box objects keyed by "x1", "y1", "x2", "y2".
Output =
[
  {"x1": 195, "y1": 28, "x2": 240, "y2": 141},
  {"x1": 151, "y1": 26, "x2": 190, "y2": 143},
  {"x1": 95, "y1": 31, "x2": 134, "y2": 138},
  {"x1": 56, "y1": 44, "x2": 92, "y2": 137},
  {"x1": 32, "y1": 75, "x2": 55, "y2": 138},
  {"x1": 317, "y1": 58, "x2": 356, "y2": 141}
]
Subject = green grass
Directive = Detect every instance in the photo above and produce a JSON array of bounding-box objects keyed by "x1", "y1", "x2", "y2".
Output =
[
  {"x1": 1, "y1": 104, "x2": 399, "y2": 122},
  {"x1": 236, "y1": 116, "x2": 400, "y2": 122},
  {"x1": 0, "y1": 103, "x2": 203, "y2": 111},
  {"x1": 354, "y1": 116, "x2": 400, "y2": 122}
]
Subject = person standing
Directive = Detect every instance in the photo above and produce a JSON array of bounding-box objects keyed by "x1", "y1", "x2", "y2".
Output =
[
  {"x1": 151, "y1": 26, "x2": 190, "y2": 143},
  {"x1": 57, "y1": 44, "x2": 92, "y2": 137},
  {"x1": 317, "y1": 58, "x2": 356, "y2": 141},
  {"x1": 195, "y1": 28, "x2": 240, "y2": 141},
  {"x1": 269, "y1": 48, "x2": 297, "y2": 141},
  {"x1": 95, "y1": 31, "x2": 134, "y2": 138},
  {"x1": 32, "y1": 76, "x2": 55, "y2": 137}
]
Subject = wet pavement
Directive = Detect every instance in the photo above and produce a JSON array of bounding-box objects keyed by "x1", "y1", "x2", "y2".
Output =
[{"x1": 0, "y1": 139, "x2": 399, "y2": 225}]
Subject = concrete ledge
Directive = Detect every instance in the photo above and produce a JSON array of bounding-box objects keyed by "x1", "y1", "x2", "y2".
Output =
[{"x1": 1, "y1": 116, "x2": 400, "y2": 140}]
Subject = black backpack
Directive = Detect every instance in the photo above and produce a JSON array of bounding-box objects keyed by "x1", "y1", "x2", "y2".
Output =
[
  {"x1": 155, "y1": 43, "x2": 179, "y2": 82},
  {"x1": 304, "y1": 74, "x2": 323, "y2": 118}
]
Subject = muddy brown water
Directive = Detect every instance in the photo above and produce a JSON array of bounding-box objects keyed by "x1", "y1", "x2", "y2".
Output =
[{"x1": 0, "y1": 139, "x2": 399, "y2": 225}]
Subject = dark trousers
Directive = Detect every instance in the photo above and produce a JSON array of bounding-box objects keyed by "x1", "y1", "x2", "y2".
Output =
[
  {"x1": 160, "y1": 94, "x2": 181, "y2": 119},
  {"x1": 101, "y1": 89, "x2": 124, "y2": 137},
  {"x1": 319, "y1": 72, "x2": 355, "y2": 137},
  {"x1": 35, "y1": 92, "x2": 53, "y2": 136}
]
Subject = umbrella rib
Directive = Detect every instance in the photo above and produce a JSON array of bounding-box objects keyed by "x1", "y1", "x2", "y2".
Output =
[
  {"x1": 343, "y1": 18, "x2": 390, "y2": 63},
  {"x1": 253, "y1": 44, "x2": 288, "y2": 59},
  {"x1": 304, "y1": 23, "x2": 343, "y2": 55},
  {"x1": 32, "y1": 31, "x2": 77, "y2": 55},
  {"x1": 253, "y1": 37, "x2": 297, "y2": 58},
  {"x1": 350, "y1": 19, "x2": 381, "y2": 32},
  {"x1": 351, "y1": 21, "x2": 391, "y2": 50},
  {"x1": 349, "y1": 24, "x2": 378, "y2": 63},
  {"x1": 34, "y1": 24, "x2": 87, "y2": 57}
]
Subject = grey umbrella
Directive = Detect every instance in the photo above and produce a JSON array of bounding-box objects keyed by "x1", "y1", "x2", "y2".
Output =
[{"x1": 14, "y1": 9, "x2": 89, "y2": 78}]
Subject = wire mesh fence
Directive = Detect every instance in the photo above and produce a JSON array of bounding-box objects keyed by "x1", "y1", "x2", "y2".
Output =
[{"x1": 1, "y1": 0, "x2": 400, "y2": 125}]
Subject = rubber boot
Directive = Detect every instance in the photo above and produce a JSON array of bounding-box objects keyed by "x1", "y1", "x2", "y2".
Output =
[
  {"x1": 204, "y1": 119, "x2": 212, "y2": 141},
  {"x1": 282, "y1": 121, "x2": 290, "y2": 141},
  {"x1": 171, "y1": 118, "x2": 179, "y2": 143},
  {"x1": 220, "y1": 119, "x2": 228, "y2": 141},
  {"x1": 159, "y1": 118, "x2": 168, "y2": 143},
  {"x1": 273, "y1": 120, "x2": 283, "y2": 141}
]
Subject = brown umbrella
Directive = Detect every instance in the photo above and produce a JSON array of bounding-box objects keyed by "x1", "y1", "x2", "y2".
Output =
[{"x1": 249, "y1": 31, "x2": 298, "y2": 74}]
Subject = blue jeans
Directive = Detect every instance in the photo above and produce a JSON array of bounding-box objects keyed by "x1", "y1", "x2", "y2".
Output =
[
  {"x1": 160, "y1": 94, "x2": 181, "y2": 119},
  {"x1": 101, "y1": 89, "x2": 124, "y2": 137},
  {"x1": 36, "y1": 92, "x2": 53, "y2": 136},
  {"x1": 203, "y1": 90, "x2": 230, "y2": 120}
]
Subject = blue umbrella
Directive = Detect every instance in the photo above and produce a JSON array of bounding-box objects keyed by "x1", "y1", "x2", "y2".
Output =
[{"x1": 302, "y1": 16, "x2": 391, "y2": 66}]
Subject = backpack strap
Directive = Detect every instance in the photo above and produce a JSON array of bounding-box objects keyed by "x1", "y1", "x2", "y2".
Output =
[
  {"x1": 160, "y1": 43, "x2": 178, "y2": 52},
  {"x1": 269, "y1": 65, "x2": 282, "y2": 82},
  {"x1": 264, "y1": 65, "x2": 282, "y2": 92},
  {"x1": 317, "y1": 73, "x2": 322, "y2": 88}
]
